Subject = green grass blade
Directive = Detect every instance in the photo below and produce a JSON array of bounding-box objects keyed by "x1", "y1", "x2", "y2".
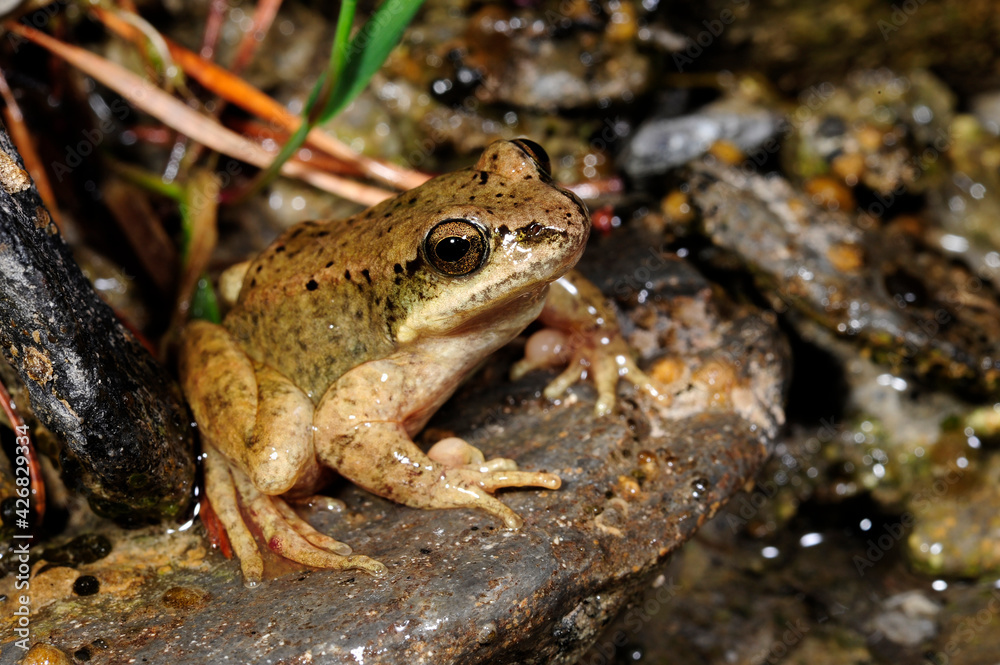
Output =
[
  {"x1": 191, "y1": 275, "x2": 221, "y2": 323},
  {"x1": 246, "y1": 0, "x2": 423, "y2": 197},
  {"x1": 320, "y1": 0, "x2": 426, "y2": 121},
  {"x1": 249, "y1": 0, "x2": 356, "y2": 191}
]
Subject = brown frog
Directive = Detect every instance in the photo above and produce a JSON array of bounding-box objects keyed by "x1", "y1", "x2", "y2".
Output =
[{"x1": 179, "y1": 139, "x2": 657, "y2": 586}]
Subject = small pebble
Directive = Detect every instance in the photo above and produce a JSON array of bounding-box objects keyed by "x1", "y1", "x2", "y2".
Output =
[
  {"x1": 804, "y1": 176, "x2": 856, "y2": 211},
  {"x1": 72, "y1": 575, "x2": 99, "y2": 596},
  {"x1": 18, "y1": 643, "x2": 71, "y2": 665}
]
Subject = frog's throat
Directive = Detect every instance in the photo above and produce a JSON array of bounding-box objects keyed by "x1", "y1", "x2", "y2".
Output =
[{"x1": 395, "y1": 285, "x2": 548, "y2": 345}]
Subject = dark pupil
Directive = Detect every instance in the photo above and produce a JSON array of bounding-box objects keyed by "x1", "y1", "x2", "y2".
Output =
[{"x1": 435, "y1": 236, "x2": 471, "y2": 262}]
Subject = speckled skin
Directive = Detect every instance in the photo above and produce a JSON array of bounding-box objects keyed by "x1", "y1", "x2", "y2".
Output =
[
  {"x1": 225, "y1": 142, "x2": 586, "y2": 402},
  {"x1": 179, "y1": 140, "x2": 653, "y2": 585}
]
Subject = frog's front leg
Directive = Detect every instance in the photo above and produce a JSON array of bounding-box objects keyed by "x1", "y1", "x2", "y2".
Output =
[
  {"x1": 313, "y1": 357, "x2": 560, "y2": 528},
  {"x1": 179, "y1": 321, "x2": 385, "y2": 586},
  {"x1": 511, "y1": 269, "x2": 663, "y2": 416}
]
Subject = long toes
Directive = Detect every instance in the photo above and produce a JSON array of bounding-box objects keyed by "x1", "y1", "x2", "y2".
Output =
[
  {"x1": 509, "y1": 357, "x2": 542, "y2": 381},
  {"x1": 234, "y1": 468, "x2": 386, "y2": 578},
  {"x1": 273, "y1": 498, "x2": 352, "y2": 556},
  {"x1": 259, "y1": 503, "x2": 386, "y2": 577},
  {"x1": 267, "y1": 530, "x2": 387, "y2": 577},
  {"x1": 206, "y1": 450, "x2": 264, "y2": 587},
  {"x1": 543, "y1": 362, "x2": 585, "y2": 400},
  {"x1": 621, "y1": 363, "x2": 669, "y2": 404},
  {"x1": 476, "y1": 470, "x2": 561, "y2": 492},
  {"x1": 592, "y1": 363, "x2": 621, "y2": 417},
  {"x1": 344, "y1": 556, "x2": 389, "y2": 577},
  {"x1": 467, "y1": 490, "x2": 525, "y2": 529}
]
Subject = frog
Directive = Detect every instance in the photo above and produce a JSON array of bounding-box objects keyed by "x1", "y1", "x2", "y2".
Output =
[{"x1": 178, "y1": 139, "x2": 658, "y2": 586}]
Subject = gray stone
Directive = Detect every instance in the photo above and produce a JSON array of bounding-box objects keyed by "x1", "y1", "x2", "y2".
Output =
[{"x1": 620, "y1": 106, "x2": 781, "y2": 178}]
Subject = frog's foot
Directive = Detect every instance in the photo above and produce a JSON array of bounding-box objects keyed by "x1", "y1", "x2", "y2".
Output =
[
  {"x1": 424, "y1": 436, "x2": 559, "y2": 527},
  {"x1": 429, "y1": 465, "x2": 561, "y2": 529},
  {"x1": 512, "y1": 328, "x2": 665, "y2": 417},
  {"x1": 204, "y1": 447, "x2": 386, "y2": 587}
]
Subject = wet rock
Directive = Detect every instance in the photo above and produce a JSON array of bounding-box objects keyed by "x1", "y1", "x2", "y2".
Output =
[
  {"x1": 580, "y1": 510, "x2": 880, "y2": 665},
  {"x1": 970, "y1": 90, "x2": 1000, "y2": 135},
  {"x1": 38, "y1": 535, "x2": 112, "y2": 569},
  {"x1": 907, "y1": 453, "x2": 1000, "y2": 577},
  {"x1": 927, "y1": 583, "x2": 1000, "y2": 665},
  {"x1": 403, "y1": 0, "x2": 651, "y2": 111},
  {"x1": 688, "y1": 159, "x2": 1000, "y2": 400},
  {"x1": 872, "y1": 591, "x2": 940, "y2": 647},
  {"x1": 0, "y1": 223, "x2": 788, "y2": 664},
  {"x1": 621, "y1": 105, "x2": 781, "y2": 178},
  {"x1": 925, "y1": 114, "x2": 1000, "y2": 273},
  {"x1": 702, "y1": 0, "x2": 1000, "y2": 97},
  {"x1": 782, "y1": 69, "x2": 954, "y2": 195}
]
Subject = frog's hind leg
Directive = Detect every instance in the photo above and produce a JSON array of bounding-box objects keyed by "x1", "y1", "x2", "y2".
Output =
[
  {"x1": 180, "y1": 320, "x2": 384, "y2": 583},
  {"x1": 180, "y1": 320, "x2": 315, "y2": 496}
]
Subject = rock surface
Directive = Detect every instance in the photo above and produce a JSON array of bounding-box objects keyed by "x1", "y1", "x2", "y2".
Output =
[{"x1": 0, "y1": 225, "x2": 788, "y2": 664}]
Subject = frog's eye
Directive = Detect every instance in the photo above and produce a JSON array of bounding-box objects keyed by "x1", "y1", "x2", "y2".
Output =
[
  {"x1": 424, "y1": 219, "x2": 489, "y2": 276},
  {"x1": 511, "y1": 138, "x2": 552, "y2": 177}
]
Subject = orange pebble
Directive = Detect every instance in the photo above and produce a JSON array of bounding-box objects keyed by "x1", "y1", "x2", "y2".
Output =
[
  {"x1": 804, "y1": 176, "x2": 856, "y2": 211},
  {"x1": 617, "y1": 475, "x2": 641, "y2": 499},
  {"x1": 650, "y1": 356, "x2": 686, "y2": 384},
  {"x1": 831, "y1": 151, "x2": 866, "y2": 184},
  {"x1": 827, "y1": 242, "x2": 865, "y2": 273},
  {"x1": 856, "y1": 124, "x2": 885, "y2": 152},
  {"x1": 661, "y1": 190, "x2": 693, "y2": 224},
  {"x1": 708, "y1": 139, "x2": 745, "y2": 165}
]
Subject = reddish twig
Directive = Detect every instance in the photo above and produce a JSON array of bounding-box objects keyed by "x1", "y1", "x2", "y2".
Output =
[{"x1": 0, "y1": 379, "x2": 46, "y2": 524}]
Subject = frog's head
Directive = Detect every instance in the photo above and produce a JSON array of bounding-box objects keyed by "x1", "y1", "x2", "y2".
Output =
[{"x1": 394, "y1": 139, "x2": 590, "y2": 343}]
